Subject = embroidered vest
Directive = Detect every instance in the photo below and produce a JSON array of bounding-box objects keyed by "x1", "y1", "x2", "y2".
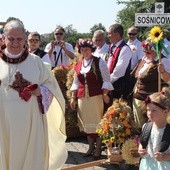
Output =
[
  {"x1": 133, "y1": 60, "x2": 167, "y2": 101},
  {"x1": 109, "y1": 41, "x2": 127, "y2": 74},
  {"x1": 34, "y1": 49, "x2": 47, "y2": 59},
  {"x1": 140, "y1": 122, "x2": 170, "y2": 152},
  {"x1": 75, "y1": 57, "x2": 103, "y2": 98}
]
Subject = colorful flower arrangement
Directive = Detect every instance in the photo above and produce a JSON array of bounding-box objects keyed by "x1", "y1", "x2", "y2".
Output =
[{"x1": 96, "y1": 99, "x2": 134, "y2": 145}]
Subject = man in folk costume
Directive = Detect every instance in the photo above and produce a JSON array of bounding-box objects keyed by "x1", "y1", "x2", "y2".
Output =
[
  {"x1": 107, "y1": 24, "x2": 132, "y2": 102},
  {"x1": 0, "y1": 20, "x2": 67, "y2": 170}
]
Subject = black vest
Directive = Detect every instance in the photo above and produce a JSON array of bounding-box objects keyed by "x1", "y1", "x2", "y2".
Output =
[
  {"x1": 140, "y1": 122, "x2": 170, "y2": 152},
  {"x1": 34, "y1": 49, "x2": 47, "y2": 59}
]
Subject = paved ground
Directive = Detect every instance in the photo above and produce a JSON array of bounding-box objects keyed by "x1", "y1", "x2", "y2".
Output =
[{"x1": 62, "y1": 136, "x2": 122, "y2": 170}]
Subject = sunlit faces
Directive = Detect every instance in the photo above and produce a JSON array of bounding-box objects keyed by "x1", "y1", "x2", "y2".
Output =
[
  {"x1": 127, "y1": 28, "x2": 138, "y2": 41},
  {"x1": 107, "y1": 29, "x2": 118, "y2": 44},
  {"x1": 146, "y1": 103, "x2": 167, "y2": 122},
  {"x1": 93, "y1": 35, "x2": 105, "y2": 47},
  {"x1": 4, "y1": 28, "x2": 26, "y2": 55},
  {"x1": 28, "y1": 35, "x2": 40, "y2": 51},
  {"x1": 54, "y1": 29, "x2": 65, "y2": 41},
  {"x1": 80, "y1": 47, "x2": 93, "y2": 59},
  {"x1": 143, "y1": 50, "x2": 156, "y2": 61}
]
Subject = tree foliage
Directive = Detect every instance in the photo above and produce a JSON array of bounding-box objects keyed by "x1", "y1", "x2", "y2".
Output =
[
  {"x1": 116, "y1": 0, "x2": 155, "y2": 41},
  {"x1": 89, "y1": 23, "x2": 106, "y2": 36},
  {"x1": 116, "y1": 0, "x2": 170, "y2": 41}
]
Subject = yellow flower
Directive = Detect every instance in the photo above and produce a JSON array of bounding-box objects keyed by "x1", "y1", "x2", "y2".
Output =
[
  {"x1": 149, "y1": 26, "x2": 163, "y2": 44},
  {"x1": 102, "y1": 139, "x2": 110, "y2": 144},
  {"x1": 121, "y1": 138, "x2": 140, "y2": 165},
  {"x1": 110, "y1": 136, "x2": 115, "y2": 143}
]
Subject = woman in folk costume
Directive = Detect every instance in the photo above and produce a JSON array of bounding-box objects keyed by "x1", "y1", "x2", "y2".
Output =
[
  {"x1": 138, "y1": 87, "x2": 170, "y2": 170},
  {"x1": 70, "y1": 39, "x2": 113, "y2": 159},
  {"x1": 0, "y1": 20, "x2": 67, "y2": 170},
  {"x1": 132, "y1": 38, "x2": 170, "y2": 129}
]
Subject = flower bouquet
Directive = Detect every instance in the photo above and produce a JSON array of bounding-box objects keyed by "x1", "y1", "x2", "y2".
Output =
[{"x1": 96, "y1": 99, "x2": 135, "y2": 163}]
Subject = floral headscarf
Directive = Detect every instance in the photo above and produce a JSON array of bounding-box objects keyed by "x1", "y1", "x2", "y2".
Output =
[
  {"x1": 76, "y1": 38, "x2": 96, "y2": 53},
  {"x1": 142, "y1": 38, "x2": 155, "y2": 53}
]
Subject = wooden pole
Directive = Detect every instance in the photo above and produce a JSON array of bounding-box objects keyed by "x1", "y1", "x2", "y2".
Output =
[{"x1": 61, "y1": 159, "x2": 106, "y2": 170}]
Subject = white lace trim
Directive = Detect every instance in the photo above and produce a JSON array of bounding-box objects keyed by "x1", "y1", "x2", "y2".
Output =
[{"x1": 40, "y1": 85, "x2": 53, "y2": 113}]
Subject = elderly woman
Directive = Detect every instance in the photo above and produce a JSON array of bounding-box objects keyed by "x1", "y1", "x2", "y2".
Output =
[
  {"x1": 70, "y1": 39, "x2": 113, "y2": 159},
  {"x1": 132, "y1": 38, "x2": 170, "y2": 129}
]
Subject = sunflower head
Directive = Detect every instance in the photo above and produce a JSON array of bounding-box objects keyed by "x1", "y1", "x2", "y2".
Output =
[{"x1": 149, "y1": 26, "x2": 163, "y2": 44}]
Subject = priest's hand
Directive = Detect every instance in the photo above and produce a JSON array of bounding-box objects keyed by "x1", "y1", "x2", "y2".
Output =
[{"x1": 30, "y1": 87, "x2": 41, "y2": 97}]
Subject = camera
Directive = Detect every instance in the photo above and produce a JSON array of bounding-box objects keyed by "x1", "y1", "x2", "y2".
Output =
[{"x1": 54, "y1": 40, "x2": 61, "y2": 45}]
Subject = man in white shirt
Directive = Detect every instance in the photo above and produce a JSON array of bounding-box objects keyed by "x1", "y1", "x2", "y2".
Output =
[
  {"x1": 45, "y1": 26, "x2": 75, "y2": 69},
  {"x1": 107, "y1": 24, "x2": 132, "y2": 100},
  {"x1": 92, "y1": 30, "x2": 109, "y2": 62},
  {"x1": 127, "y1": 26, "x2": 144, "y2": 70}
]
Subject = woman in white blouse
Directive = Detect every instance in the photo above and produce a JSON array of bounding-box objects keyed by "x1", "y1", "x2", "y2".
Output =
[{"x1": 70, "y1": 39, "x2": 113, "y2": 160}]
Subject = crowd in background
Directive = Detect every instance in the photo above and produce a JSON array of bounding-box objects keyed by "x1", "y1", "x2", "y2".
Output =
[{"x1": 1, "y1": 17, "x2": 170, "y2": 170}]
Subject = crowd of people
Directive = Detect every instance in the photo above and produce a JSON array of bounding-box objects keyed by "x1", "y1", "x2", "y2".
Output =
[{"x1": 0, "y1": 17, "x2": 170, "y2": 170}]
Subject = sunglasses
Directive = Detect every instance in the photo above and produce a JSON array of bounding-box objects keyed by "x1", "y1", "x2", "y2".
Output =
[
  {"x1": 128, "y1": 33, "x2": 137, "y2": 36},
  {"x1": 55, "y1": 32, "x2": 63, "y2": 36},
  {"x1": 28, "y1": 39, "x2": 39, "y2": 43}
]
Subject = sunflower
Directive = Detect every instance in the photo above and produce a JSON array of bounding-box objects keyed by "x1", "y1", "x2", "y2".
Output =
[
  {"x1": 149, "y1": 26, "x2": 163, "y2": 44},
  {"x1": 121, "y1": 138, "x2": 140, "y2": 165}
]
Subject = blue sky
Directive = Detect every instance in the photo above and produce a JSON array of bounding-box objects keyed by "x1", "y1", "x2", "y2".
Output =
[{"x1": 0, "y1": 0, "x2": 125, "y2": 34}]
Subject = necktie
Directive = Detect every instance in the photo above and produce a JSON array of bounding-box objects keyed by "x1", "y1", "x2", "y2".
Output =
[
  {"x1": 110, "y1": 44, "x2": 116, "y2": 56},
  {"x1": 108, "y1": 44, "x2": 116, "y2": 72}
]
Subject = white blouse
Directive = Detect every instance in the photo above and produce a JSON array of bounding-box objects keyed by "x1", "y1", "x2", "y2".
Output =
[{"x1": 70, "y1": 58, "x2": 113, "y2": 91}]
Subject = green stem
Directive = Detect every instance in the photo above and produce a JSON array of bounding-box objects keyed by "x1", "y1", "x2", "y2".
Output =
[{"x1": 155, "y1": 43, "x2": 160, "y2": 60}]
